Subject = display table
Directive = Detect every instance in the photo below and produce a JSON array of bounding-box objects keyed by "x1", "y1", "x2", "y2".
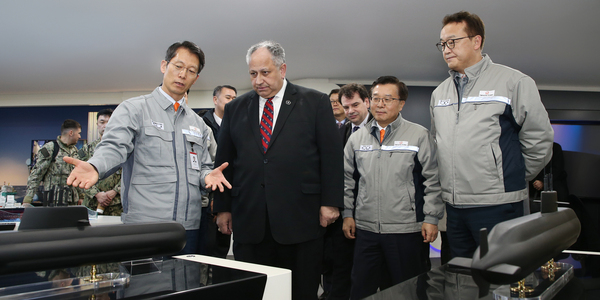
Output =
[
  {"x1": 0, "y1": 256, "x2": 285, "y2": 299},
  {"x1": 0, "y1": 207, "x2": 291, "y2": 299},
  {"x1": 365, "y1": 264, "x2": 581, "y2": 300},
  {"x1": 174, "y1": 254, "x2": 292, "y2": 300}
]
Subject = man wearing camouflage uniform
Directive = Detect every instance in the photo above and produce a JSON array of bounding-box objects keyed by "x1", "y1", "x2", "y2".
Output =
[
  {"x1": 24, "y1": 119, "x2": 82, "y2": 206},
  {"x1": 79, "y1": 109, "x2": 123, "y2": 216}
]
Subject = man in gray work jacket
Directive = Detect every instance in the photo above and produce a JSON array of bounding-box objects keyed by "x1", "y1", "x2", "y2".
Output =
[
  {"x1": 431, "y1": 11, "x2": 553, "y2": 259},
  {"x1": 65, "y1": 41, "x2": 230, "y2": 255},
  {"x1": 343, "y1": 76, "x2": 443, "y2": 300}
]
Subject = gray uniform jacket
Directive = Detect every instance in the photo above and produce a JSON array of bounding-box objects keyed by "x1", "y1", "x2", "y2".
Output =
[
  {"x1": 342, "y1": 114, "x2": 443, "y2": 234},
  {"x1": 430, "y1": 54, "x2": 553, "y2": 206},
  {"x1": 88, "y1": 87, "x2": 213, "y2": 229}
]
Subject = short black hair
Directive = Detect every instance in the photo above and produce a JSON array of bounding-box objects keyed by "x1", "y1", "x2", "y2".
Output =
[
  {"x1": 371, "y1": 76, "x2": 408, "y2": 101},
  {"x1": 97, "y1": 108, "x2": 113, "y2": 120},
  {"x1": 443, "y1": 11, "x2": 485, "y2": 49},
  {"x1": 165, "y1": 41, "x2": 206, "y2": 74},
  {"x1": 61, "y1": 119, "x2": 81, "y2": 134},
  {"x1": 328, "y1": 88, "x2": 340, "y2": 99},
  {"x1": 213, "y1": 85, "x2": 237, "y2": 97}
]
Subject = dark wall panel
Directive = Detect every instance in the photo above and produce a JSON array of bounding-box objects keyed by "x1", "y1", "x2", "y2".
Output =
[{"x1": 0, "y1": 105, "x2": 116, "y2": 185}]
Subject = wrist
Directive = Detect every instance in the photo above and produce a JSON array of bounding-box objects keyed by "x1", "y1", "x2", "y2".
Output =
[{"x1": 89, "y1": 162, "x2": 99, "y2": 174}]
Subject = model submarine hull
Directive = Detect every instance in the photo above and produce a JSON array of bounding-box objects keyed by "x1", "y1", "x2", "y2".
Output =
[
  {"x1": 0, "y1": 221, "x2": 186, "y2": 275},
  {"x1": 449, "y1": 207, "x2": 581, "y2": 295}
]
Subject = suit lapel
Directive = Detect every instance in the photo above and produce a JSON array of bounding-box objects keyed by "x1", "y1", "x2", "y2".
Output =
[
  {"x1": 269, "y1": 82, "x2": 297, "y2": 148},
  {"x1": 247, "y1": 92, "x2": 264, "y2": 153}
]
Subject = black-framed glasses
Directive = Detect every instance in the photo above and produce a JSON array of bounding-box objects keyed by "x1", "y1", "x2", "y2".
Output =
[
  {"x1": 436, "y1": 36, "x2": 474, "y2": 52},
  {"x1": 371, "y1": 97, "x2": 402, "y2": 105}
]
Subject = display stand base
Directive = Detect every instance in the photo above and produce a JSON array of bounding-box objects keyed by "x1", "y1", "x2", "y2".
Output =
[
  {"x1": 0, "y1": 272, "x2": 129, "y2": 300},
  {"x1": 493, "y1": 262, "x2": 573, "y2": 300},
  {"x1": 121, "y1": 258, "x2": 163, "y2": 275}
]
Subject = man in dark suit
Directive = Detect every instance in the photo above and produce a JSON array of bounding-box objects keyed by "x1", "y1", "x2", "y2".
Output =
[
  {"x1": 329, "y1": 88, "x2": 347, "y2": 140},
  {"x1": 340, "y1": 83, "x2": 372, "y2": 146},
  {"x1": 213, "y1": 40, "x2": 344, "y2": 300},
  {"x1": 198, "y1": 85, "x2": 237, "y2": 259},
  {"x1": 319, "y1": 83, "x2": 373, "y2": 300},
  {"x1": 202, "y1": 85, "x2": 237, "y2": 142}
]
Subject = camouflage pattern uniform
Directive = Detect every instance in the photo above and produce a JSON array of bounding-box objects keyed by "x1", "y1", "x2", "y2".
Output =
[
  {"x1": 79, "y1": 138, "x2": 123, "y2": 216},
  {"x1": 25, "y1": 137, "x2": 81, "y2": 206}
]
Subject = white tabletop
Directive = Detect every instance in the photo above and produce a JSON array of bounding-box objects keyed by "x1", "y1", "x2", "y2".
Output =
[{"x1": 174, "y1": 254, "x2": 291, "y2": 300}]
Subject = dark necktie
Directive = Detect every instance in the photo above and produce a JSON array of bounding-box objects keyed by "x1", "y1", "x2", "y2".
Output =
[
  {"x1": 260, "y1": 97, "x2": 275, "y2": 153},
  {"x1": 352, "y1": 126, "x2": 359, "y2": 133}
]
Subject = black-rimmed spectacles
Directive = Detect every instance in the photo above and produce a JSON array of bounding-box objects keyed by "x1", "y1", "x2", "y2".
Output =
[{"x1": 436, "y1": 36, "x2": 474, "y2": 52}]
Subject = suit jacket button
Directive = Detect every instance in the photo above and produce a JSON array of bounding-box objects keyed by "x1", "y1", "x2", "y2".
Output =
[
  {"x1": 261, "y1": 183, "x2": 265, "y2": 188},
  {"x1": 264, "y1": 159, "x2": 268, "y2": 164}
]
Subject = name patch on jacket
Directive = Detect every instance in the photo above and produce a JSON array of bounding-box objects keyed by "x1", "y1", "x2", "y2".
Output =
[
  {"x1": 436, "y1": 99, "x2": 451, "y2": 106},
  {"x1": 151, "y1": 120, "x2": 164, "y2": 130},
  {"x1": 182, "y1": 129, "x2": 202, "y2": 138},
  {"x1": 479, "y1": 90, "x2": 495, "y2": 97},
  {"x1": 189, "y1": 126, "x2": 202, "y2": 137},
  {"x1": 359, "y1": 145, "x2": 373, "y2": 151}
]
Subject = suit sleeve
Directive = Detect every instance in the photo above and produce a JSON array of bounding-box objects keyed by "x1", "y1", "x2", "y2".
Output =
[
  {"x1": 511, "y1": 76, "x2": 554, "y2": 181},
  {"x1": 213, "y1": 103, "x2": 235, "y2": 213},
  {"x1": 342, "y1": 136, "x2": 357, "y2": 218},
  {"x1": 207, "y1": 130, "x2": 217, "y2": 162},
  {"x1": 315, "y1": 93, "x2": 344, "y2": 208}
]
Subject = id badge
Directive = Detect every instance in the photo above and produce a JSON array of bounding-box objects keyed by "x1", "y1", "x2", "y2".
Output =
[{"x1": 190, "y1": 152, "x2": 200, "y2": 170}]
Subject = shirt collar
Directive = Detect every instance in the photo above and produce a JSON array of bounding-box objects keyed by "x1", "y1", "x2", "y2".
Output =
[
  {"x1": 213, "y1": 112, "x2": 223, "y2": 126},
  {"x1": 158, "y1": 86, "x2": 184, "y2": 106},
  {"x1": 374, "y1": 121, "x2": 387, "y2": 131},
  {"x1": 260, "y1": 79, "x2": 288, "y2": 102},
  {"x1": 370, "y1": 113, "x2": 402, "y2": 132},
  {"x1": 353, "y1": 115, "x2": 369, "y2": 130}
]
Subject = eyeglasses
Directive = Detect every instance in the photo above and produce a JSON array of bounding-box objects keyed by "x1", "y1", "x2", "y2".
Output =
[
  {"x1": 168, "y1": 61, "x2": 198, "y2": 76},
  {"x1": 371, "y1": 97, "x2": 402, "y2": 105},
  {"x1": 436, "y1": 36, "x2": 474, "y2": 52},
  {"x1": 330, "y1": 100, "x2": 341, "y2": 105}
]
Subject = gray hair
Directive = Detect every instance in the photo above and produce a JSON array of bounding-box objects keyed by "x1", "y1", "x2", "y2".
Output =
[{"x1": 246, "y1": 40, "x2": 286, "y2": 67}]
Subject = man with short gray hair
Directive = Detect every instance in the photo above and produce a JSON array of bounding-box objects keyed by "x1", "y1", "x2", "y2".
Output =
[{"x1": 214, "y1": 40, "x2": 344, "y2": 300}]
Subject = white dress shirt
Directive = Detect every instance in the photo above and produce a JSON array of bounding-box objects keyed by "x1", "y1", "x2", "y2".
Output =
[{"x1": 258, "y1": 80, "x2": 288, "y2": 130}]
